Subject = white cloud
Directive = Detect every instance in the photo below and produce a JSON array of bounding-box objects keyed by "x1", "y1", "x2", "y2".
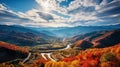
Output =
[
  {"x1": 56, "y1": 0, "x2": 66, "y2": 3},
  {"x1": 0, "y1": 0, "x2": 120, "y2": 27},
  {"x1": 35, "y1": 0, "x2": 58, "y2": 12},
  {"x1": 109, "y1": 14, "x2": 120, "y2": 17},
  {"x1": 0, "y1": 4, "x2": 7, "y2": 10}
]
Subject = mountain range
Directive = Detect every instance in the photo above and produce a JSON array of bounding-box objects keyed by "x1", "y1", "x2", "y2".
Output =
[
  {"x1": 0, "y1": 25, "x2": 54, "y2": 46},
  {"x1": 0, "y1": 24, "x2": 120, "y2": 46},
  {"x1": 30, "y1": 24, "x2": 120, "y2": 38}
]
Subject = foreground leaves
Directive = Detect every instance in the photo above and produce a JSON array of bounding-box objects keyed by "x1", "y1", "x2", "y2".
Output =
[{"x1": 0, "y1": 43, "x2": 120, "y2": 67}]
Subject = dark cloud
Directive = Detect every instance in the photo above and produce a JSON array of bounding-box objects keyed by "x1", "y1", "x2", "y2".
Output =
[
  {"x1": 97, "y1": 1, "x2": 120, "y2": 17},
  {"x1": 68, "y1": 6, "x2": 95, "y2": 14},
  {"x1": 0, "y1": 10, "x2": 30, "y2": 24},
  {"x1": 0, "y1": 10, "x2": 20, "y2": 19},
  {"x1": 94, "y1": 0, "x2": 120, "y2": 26},
  {"x1": 101, "y1": 15, "x2": 120, "y2": 22},
  {"x1": 52, "y1": 10, "x2": 70, "y2": 18},
  {"x1": 107, "y1": 0, "x2": 114, "y2": 3},
  {"x1": 37, "y1": 12, "x2": 54, "y2": 21},
  {"x1": 93, "y1": 0, "x2": 103, "y2": 5},
  {"x1": 104, "y1": 0, "x2": 120, "y2": 8}
]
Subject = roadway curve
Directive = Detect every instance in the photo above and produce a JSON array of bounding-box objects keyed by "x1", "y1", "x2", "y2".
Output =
[{"x1": 41, "y1": 43, "x2": 72, "y2": 61}]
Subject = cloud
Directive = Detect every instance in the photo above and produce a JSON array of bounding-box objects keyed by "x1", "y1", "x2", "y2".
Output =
[
  {"x1": 37, "y1": 12, "x2": 54, "y2": 21},
  {"x1": 95, "y1": 0, "x2": 120, "y2": 25},
  {"x1": 97, "y1": 1, "x2": 120, "y2": 16},
  {"x1": 0, "y1": 4, "x2": 32, "y2": 26},
  {"x1": 0, "y1": 0, "x2": 120, "y2": 27},
  {"x1": 0, "y1": 4, "x2": 7, "y2": 10}
]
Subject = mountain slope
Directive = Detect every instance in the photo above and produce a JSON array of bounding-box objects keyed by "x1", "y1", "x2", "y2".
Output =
[
  {"x1": 72, "y1": 29, "x2": 120, "y2": 49},
  {"x1": 0, "y1": 41, "x2": 28, "y2": 63},
  {"x1": 0, "y1": 25, "x2": 54, "y2": 46}
]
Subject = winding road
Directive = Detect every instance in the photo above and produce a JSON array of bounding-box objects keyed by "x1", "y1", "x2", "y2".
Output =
[{"x1": 41, "y1": 43, "x2": 72, "y2": 61}]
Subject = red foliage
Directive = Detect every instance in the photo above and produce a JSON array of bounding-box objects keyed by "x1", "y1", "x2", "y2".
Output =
[
  {"x1": 62, "y1": 56, "x2": 77, "y2": 62},
  {"x1": 0, "y1": 41, "x2": 29, "y2": 53},
  {"x1": 60, "y1": 44, "x2": 120, "y2": 67}
]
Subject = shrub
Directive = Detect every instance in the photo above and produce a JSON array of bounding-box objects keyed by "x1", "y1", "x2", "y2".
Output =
[{"x1": 100, "y1": 53, "x2": 116, "y2": 63}]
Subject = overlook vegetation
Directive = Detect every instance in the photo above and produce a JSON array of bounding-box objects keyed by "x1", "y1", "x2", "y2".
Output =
[{"x1": 0, "y1": 42, "x2": 120, "y2": 67}]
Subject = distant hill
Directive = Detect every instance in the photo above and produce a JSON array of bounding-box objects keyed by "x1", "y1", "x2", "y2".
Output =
[
  {"x1": 54, "y1": 24, "x2": 120, "y2": 38},
  {"x1": 0, "y1": 25, "x2": 54, "y2": 46},
  {"x1": 31, "y1": 24, "x2": 120, "y2": 38},
  {"x1": 71, "y1": 29, "x2": 120, "y2": 49}
]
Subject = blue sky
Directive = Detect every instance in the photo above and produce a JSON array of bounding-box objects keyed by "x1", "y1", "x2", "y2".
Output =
[
  {"x1": 0, "y1": 0, "x2": 120, "y2": 27},
  {"x1": 0, "y1": 0, "x2": 38, "y2": 12}
]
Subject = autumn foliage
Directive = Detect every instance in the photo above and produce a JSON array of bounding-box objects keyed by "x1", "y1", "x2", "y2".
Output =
[
  {"x1": 45, "y1": 44, "x2": 120, "y2": 67},
  {"x1": 0, "y1": 41, "x2": 29, "y2": 53},
  {"x1": 0, "y1": 43, "x2": 120, "y2": 67}
]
